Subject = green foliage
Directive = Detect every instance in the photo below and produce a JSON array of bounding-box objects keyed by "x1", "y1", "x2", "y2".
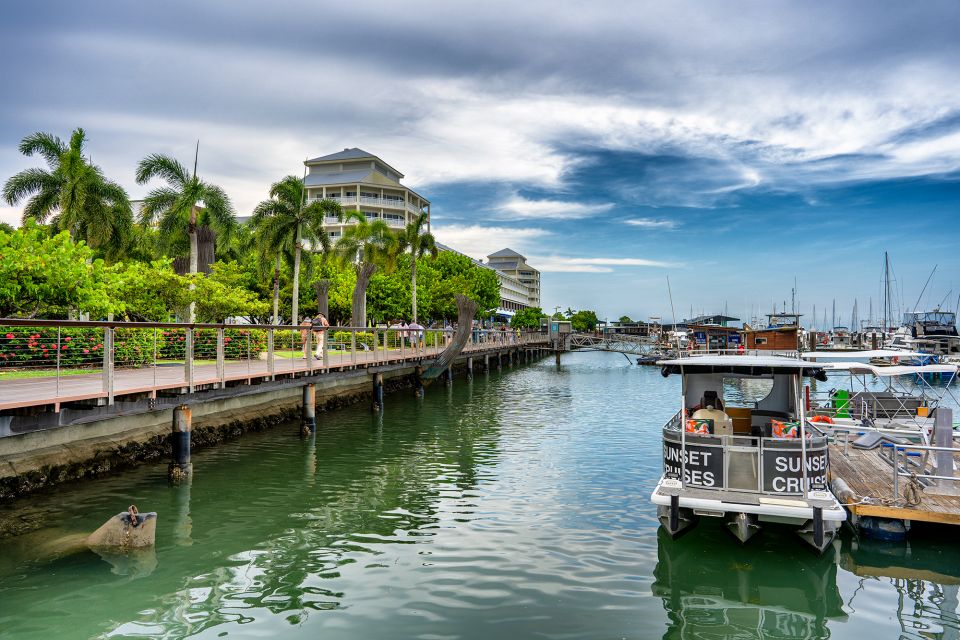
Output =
[
  {"x1": 330, "y1": 330, "x2": 375, "y2": 349},
  {"x1": 109, "y1": 258, "x2": 190, "y2": 321},
  {"x1": 418, "y1": 251, "x2": 499, "y2": 320},
  {"x1": 0, "y1": 221, "x2": 117, "y2": 318},
  {"x1": 511, "y1": 306, "x2": 546, "y2": 329},
  {"x1": 568, "y1": 309, "x2": 600, "y2": 332},
  {"x1": 618, "y1": 315, "x2": 633, "y2": 324},
  {"x1": 191, "y1": 261, "x2": 270, "y2": 323}
]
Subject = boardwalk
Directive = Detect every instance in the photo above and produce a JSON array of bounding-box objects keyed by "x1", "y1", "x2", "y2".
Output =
[{"x1": 0, "y1": 333, "x2": 548, "y2": 412}]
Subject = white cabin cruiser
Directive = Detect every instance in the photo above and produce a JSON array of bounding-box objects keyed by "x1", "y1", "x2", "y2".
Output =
[{"x1": 651, "y1": 355, "x2": 846, "y2": 553}]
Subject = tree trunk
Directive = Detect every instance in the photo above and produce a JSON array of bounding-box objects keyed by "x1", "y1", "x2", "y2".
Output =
[
  {"x1": 187, "y1": 207, "x2": 198, "y2": 323},
  {"x1": 272, "y1": 254, "x2": 281, "y2": 325},
  {"x1": 314, "y1": 279, "x2": 330, "y2": 318},
  {"x1": 411, "y1": 256, "x2": 418, "y2": 324},
  {"x1": 352, "y1": 262, "x2": 376, "y2": 327},
  {"x1": 292, "y1": 241, "x2": 302, "y2": 326}
]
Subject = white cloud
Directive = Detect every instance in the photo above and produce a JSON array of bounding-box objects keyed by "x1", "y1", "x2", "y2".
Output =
[
  {"x1": 432, "y1": 224, "x2": 550, "y2": 261},
  {"x1": 495, "y1": 194, "x2": 615, "y2": 220},
  {"x1": 624, "y1": 217, "x2": 677, "y2": 229},
  {"x1": 530, "y1": 255, "x2": 680, "y2": 272}
]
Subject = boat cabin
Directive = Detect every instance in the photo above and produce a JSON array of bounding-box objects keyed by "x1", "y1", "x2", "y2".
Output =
[{"x1": 651, "y1": 355, "x2": 845, "y2": 552}]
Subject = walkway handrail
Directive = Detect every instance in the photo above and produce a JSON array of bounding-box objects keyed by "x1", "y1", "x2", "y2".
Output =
[{"x1": 0, "y1": 319, "x2": 549, "y2": 415}]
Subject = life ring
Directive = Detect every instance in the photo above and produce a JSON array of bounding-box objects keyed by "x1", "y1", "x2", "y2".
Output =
[{"x1": 810, "y1": 415, "x2": 834, "y2": 424}]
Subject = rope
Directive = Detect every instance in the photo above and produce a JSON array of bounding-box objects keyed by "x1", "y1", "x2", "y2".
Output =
[
  {"x1": 127, "y1": 504, "x2": 140, "y2": 528},
  {"x1": 903, "y1": 473, "x2": 924, "y2": 506}
]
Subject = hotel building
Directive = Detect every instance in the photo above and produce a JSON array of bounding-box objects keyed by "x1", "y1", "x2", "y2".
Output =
[
  {"x1": 486, "y1": 248, "x2": 541, "y2": 311},
  {"x1": 303, "y1": 148, "x2": 430, "y2": 240}
]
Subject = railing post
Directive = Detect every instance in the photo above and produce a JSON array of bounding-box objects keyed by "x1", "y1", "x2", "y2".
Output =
[
  {"x1": 372, "y1": 330, "x2": 379, "y2": 364},
  {"x1": 351, "y1": 330, "x2": 357, "y2": 367},
  {"x1": 102, "y1": 326, "x2": 115, "y2": 405},
  {"x1": 935, "y1": 407, "x2": 955, "y2": 490},
  {"x1": 305, "y1": 327, "x2": 313, "y2": 374},
  {"x1": 892, "y1": 445, "x2": 900, "y2": 503},
  {"x1": 322, "y1": 326, "x2": 329, "y2": 371},
  {"x1": 184, "y1": 327, "x2": 194, "y2": 393},
  {"x1": 267, "y1": 329, "x2": 275, "y2": 381},
  {"x1": 216, "y1": 327, "x2": 226, "y2": 389},
  {"x1": 55, "y1": 326, "x2": 61, "y2": 400}
]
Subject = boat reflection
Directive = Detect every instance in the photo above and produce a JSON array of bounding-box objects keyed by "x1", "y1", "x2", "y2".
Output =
[{"x1": 652, "y1": 526, "x2": 847, "y2": 639}]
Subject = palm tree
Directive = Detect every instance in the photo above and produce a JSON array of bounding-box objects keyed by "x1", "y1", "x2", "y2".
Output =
[
  {"x1": 397, "y1": 212, "x2": 437, "y2": 325},
  {"x1": 251, "y1": 176, "x2": 341, "y2": 325},
  {"x1": 334, "y1": 211, "x2": 399, "y2": 327},
  {"x1": 2, "y1": 128, "x2": 132, "y2": 257},
  {"x1": 136, "y1": 150, "x2": 236, "y2": 322}
]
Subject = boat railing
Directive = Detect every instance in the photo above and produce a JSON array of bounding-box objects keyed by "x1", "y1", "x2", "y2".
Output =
[
  {"x1": 663, "y1": 413, "x2": 830, "y2": 496},
  {"x1": 871, "y1": 440, "x2": 960, "y2": 503}
]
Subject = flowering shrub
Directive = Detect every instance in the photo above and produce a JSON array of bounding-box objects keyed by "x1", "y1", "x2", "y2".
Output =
[{"x1": 0, "y1": 326, "x2": 268, "y2": 369}]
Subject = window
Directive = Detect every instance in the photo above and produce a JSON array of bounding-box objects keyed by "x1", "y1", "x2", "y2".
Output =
[{"x1": 755, "y1": 337, "x2": 767, "y2": 345}]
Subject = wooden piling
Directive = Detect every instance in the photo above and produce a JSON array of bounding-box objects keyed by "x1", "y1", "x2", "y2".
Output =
[
  {"x1": 467, "y1": 357, "x2": 473, "y2": 379},
  {"x1": 372, "y1": 373, "x2": 384, "y2": 412},
  {"x1": 169, "y1": 405, "x2": 192, "y2": 481},
  {"x1": 302, "y1": 383, "x2": 316, "y2": 433}
]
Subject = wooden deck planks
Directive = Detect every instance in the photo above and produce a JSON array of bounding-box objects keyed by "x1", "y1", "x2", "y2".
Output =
[
  {"x1": 0, "y1": 342, "x2": 537, "y2": 411},
  {"x1": 829, "y1": 442, "x2": 960, "y2": 525}
]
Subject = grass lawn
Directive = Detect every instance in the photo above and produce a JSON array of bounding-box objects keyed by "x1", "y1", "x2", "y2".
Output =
[{"x1": 0, "y1": 367, "x2": 99, "y2": 381}]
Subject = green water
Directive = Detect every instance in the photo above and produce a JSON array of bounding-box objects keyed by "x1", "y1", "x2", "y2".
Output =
[{"x1": 1, "y1": 351, "x2": 959, "y2": 639}]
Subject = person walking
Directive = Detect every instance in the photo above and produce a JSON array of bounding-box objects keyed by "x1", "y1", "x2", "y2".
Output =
[
  {"x1": 300, "y1": 317, "x2": 313, "y2": 359},
  {"x1": 312, "y1": 313, "x2": 330, "y2": 360}
]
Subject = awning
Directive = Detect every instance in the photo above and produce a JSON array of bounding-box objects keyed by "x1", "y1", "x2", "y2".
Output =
[
  {"x1": 803, "y1": 349, "x2": 927, "y2": 359},
  {"x1": 826, "y1": 363, "x2": 959, "y2": 377}
]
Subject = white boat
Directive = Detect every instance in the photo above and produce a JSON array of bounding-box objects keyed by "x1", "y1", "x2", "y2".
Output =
[
  {"x1": 650, "y1": 355, "x2": 845, "y2": 553},
  {"x1": 801, "y1": 351, "x2": 959, "y2": 442},
  {"x1": 887, "y1": 310, "x2": 960, "y2": 356}
]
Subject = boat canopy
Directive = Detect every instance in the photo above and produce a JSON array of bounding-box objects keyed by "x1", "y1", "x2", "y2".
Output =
[
  {"x1": 802, "y1": 349, "x2": 927, "y2": 359},
  {"x1": 825, "y1": 362, "x2": 959, "y2": 378},
  {"x1": 658, "y1": 355, "x2": 828, "y2": 380}
]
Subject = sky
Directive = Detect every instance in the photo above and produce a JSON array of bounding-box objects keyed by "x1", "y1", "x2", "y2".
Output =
[{"x1": 2, "y1": 0, "x2": 959, "y2": 326}]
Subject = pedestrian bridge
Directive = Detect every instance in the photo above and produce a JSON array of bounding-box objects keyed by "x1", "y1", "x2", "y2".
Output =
[{"x1": 567, "y1": 333, "x2": 659, "y2": 359}]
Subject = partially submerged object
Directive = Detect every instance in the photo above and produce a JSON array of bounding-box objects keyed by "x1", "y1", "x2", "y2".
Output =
[
  {"x1": 650, "y1": 355, "x2": 846, "y2": 553},
  {"x1": 86, "y1": 505, "x2": 157, "y2": 550}
]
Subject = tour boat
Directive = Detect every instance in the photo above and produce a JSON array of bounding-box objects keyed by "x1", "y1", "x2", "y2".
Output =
[
  {"x1": 888, "y1": 309, "x2": 960, "y2": 356},
  {"x1": 650, "y1": 355, "x2": 846, "y2": 553}
]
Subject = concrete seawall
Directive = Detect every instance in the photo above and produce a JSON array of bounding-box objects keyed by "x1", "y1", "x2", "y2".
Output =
[{"x1": 0, "y1": 348, "x2": 545, "y2": 501}]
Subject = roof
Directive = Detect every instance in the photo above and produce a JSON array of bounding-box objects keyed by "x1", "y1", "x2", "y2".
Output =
[
  {"x1": 826, "y1": 363, "x2": 959, "y2": 378},
  {"x1": 658, "y1": 355, "x2": 828, "y2": 380},
  {"x1": 488, "y1": 248, "x2": 525, "y2": 260},
  {"x1": 491, "y1": 261, "x2": 519, "y2": 270},
  {"x1": 803, "y1": 349, "x2": 927, "y2": 359},
  {"x1": 305, "y1": 147, "x2": 404, "y2": 178},
  {"x1": 303, "y1": 169, "x2": 374, "y2": 187}
]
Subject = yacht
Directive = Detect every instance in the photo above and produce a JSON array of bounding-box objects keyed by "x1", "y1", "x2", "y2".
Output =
[
  {"x1": 888, "y1": 309, "x2": 960, "y2": 356},
  {"x1": 650, "y1": 355, "x2": 846, "y2": 553}
]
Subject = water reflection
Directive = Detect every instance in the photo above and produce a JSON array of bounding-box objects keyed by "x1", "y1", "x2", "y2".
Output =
[{"x1": 652, "y1": 526, "x2": 847, "y2": 639}]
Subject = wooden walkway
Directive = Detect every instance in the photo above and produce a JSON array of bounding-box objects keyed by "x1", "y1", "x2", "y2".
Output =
[
  {"x1": 0, "y1": 340, "x2": 543, "y2": 412},
  {"x1": 829, "y1": 442, "x2": 960, "y2": 525}
]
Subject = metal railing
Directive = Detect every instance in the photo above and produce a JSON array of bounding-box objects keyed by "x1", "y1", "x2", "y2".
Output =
[{"x1": 0, "y1": 319, "x2": 549, "y2": 412}]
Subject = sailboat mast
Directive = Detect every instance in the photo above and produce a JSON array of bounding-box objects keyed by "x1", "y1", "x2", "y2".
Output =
[{"x1": 884, "y1": 252, "x2": 890, "y2": 331}]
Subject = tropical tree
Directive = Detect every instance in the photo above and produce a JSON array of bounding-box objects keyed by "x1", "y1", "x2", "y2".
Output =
[
  {"x1": 334, "y1": 211, "x2": 399, "y2": 327},
  {"x1": 135, "y1": 150, "x2": 236, "y2": 322},
  {"x1": 2, "y1": 128, "x2": 132, "y2": 258},
  {"x1": 511, "y1": 306, "x2": 546, "y2": 329},
  {"x1": 396, "y1": 212, "x2": 437, "y2": 324},
  {"x1": 251, "y1": 175, "x2": 341, "y2": 325}
]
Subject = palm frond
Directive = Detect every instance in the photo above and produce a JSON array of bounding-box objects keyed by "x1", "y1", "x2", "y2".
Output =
[
  {"x1": 136, "y1": 153, "x2": 189, "y2": 187},
  {"x1": 3, "y1": 168, "x2": 57, "y2": 206},
  {"x1": 18, "y1": 131, "x2": 65, "y2": 167},
  {"x1": 198, "y1": 182, "x2": 236, "y2": 241}
]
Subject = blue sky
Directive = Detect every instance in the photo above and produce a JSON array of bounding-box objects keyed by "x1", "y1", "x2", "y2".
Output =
[{"x1": 2, "y1": 1, "x2": 959, "y2": 325}]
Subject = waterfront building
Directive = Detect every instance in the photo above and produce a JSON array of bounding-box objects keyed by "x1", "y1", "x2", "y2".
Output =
[
  {"x1": 303, "y1": 148, "x2": 430, "y2": 241},
  {"x1": 486, "y1": 248, "x2": 541, "y2": 311}
]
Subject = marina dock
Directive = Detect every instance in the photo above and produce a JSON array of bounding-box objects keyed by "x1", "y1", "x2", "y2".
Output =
[{"x1": 830, "y1": 441, "x2": 960, "y2": 526}]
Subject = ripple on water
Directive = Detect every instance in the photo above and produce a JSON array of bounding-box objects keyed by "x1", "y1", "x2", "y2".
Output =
[{"x1": 0, "y1": 352, "x2": 957, "y2": 639}]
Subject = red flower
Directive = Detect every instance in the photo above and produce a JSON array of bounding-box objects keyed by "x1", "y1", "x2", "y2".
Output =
[
  {"x1": 224, "y1": 337, "x2": 231, "y2": 343},
  {"x1": 61, "y1": 344, "x2": 68, "y2": 350},
  {"x1": 83, "y1": 348, "x2": 90, "y2": 354},
  {"x1": 64, "y1": 337, "x2": 71, "y2": 342},
  {"x1": 4, "y1": 333, "x2": 12, "y2": 340}
]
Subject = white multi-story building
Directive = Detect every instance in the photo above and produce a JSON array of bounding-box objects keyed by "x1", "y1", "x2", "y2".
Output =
[
  {"x1": 486, "y1": 248, "x2": 541, "y2": 311},
  {"x1": 303, "y1": 148, "x2": 430, "y2": 240}
]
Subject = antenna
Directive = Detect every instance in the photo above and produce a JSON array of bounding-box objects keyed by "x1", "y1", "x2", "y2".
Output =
[{"x1": 193, "y1": 140, "x2": 199, "y2": 179}]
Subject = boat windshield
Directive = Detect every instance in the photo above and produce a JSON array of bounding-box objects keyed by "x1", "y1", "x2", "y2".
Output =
[{"x1": 903, "y1": 311, "x2": 956, "y2": 326}]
